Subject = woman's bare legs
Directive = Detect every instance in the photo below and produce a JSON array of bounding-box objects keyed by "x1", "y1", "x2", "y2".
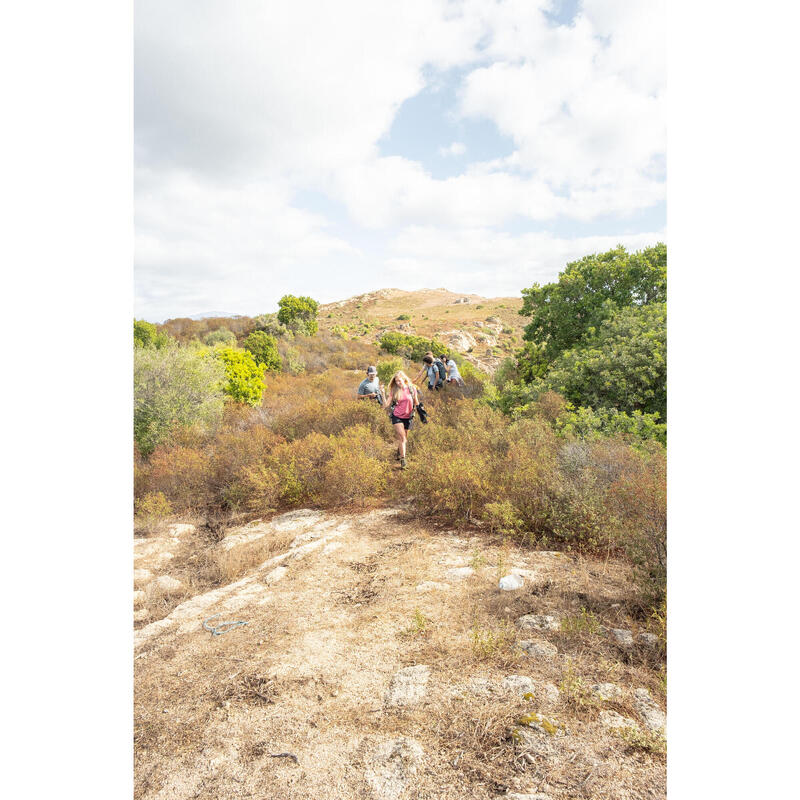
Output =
[{"x1": 393, "y1": 422, "x2": 407, "y2": 460}]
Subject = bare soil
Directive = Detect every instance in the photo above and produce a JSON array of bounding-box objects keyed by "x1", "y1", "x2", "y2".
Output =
[{"x1": 134, "y1": 509, "x2": 665, "y2": 800}]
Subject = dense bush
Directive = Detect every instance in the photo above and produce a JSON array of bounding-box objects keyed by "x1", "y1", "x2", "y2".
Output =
[
  {"x1": 204, "y1": 328, "x2": 237, "y2": 347},
  {"x1": 379, "y1": 332, "x2": 447, "y2": 361},
  {"x1": 214, "y1": 347, "x2": 266, "y2": 406},
  {"x1": 277, "y1": 295, "x2": 319, "y2": 336},
  {"x1": 134, "y1": 346, "x2": 226, "y2": 456},
  {"x1": 253, "y1": 312, "x2": 290, "y2": 338},
  {"x1": 377, "y1": 357, "x2": 405, "y2": 385},
  {"x1": 134, "y1": 319, "x2": 171, "y2": 349},
  {"x1": 244, "y1": 331, "x2": 282, "y2": 372}
]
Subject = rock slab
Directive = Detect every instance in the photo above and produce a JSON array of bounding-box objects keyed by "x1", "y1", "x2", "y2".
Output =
[
  {"x1": 364, "y1": 737, "x2": 424, "y2": 800},
  {"x1": 517, "y1": 614, "x2": 560, "y2": 632},
  {"x1": 385, "y1": 665, "x2": 430, "y2": 707}
]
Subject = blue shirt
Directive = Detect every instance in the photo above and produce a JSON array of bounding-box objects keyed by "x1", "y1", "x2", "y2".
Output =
[{"x1": 358, "y1": 378, "x2": 383, "y2": 404}]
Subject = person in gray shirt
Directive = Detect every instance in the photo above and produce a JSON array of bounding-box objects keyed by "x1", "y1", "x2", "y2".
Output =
[{"x1": 357, "y1": 365, "x2": 384, "y2": 405}]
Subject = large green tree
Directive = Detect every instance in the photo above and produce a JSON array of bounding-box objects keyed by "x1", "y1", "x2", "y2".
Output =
[
  {"x1": 520, "y1": 243, "x2": 666, "y2": 363},
  {"x1": 215, "y1": 347, "x2": 266, "y2": 406},
  {"x1": 277, "y1": 295, "x2": 319, "y2": 336},
  {"x1": 133, "y1": 319, "x2": 170, "y2": 349},
  {"x1": 536, "y1": 302, "x2": 666, "y2": 420}
]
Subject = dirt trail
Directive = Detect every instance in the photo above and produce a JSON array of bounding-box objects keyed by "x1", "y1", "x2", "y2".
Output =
[{"x1": 134, "y1": 509, "x2": 666, "y2": 800}]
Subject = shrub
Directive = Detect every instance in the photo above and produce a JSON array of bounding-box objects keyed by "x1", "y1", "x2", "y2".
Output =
[
  {"x1": 277, "y1": 295, "x2": 319, "y2": 336},
  {"x1": 204, "y1": 328, "x2": 237, "y2": 347},
  {"x1": 253, "y1": 312, "x2": 289, "y2": 338},
  {"x1": 282, "y1": 345, "x2": 306, "y2": 375},
  {"x1": 396, "y1": 313, "x2": 411, "y2": 321},
  {"x1": 377, "y1": 357, "x2": 404, "y2": 385},
  {"x1": 320, "y1": 427, "x2": 389, "y2": 505},
  {"x1": 146, "y1": 445, "x2": 214, "y2": 511},
  {"x1": 379, "y1": 332, "x2": 446, "y2": 361},
  {"x1": 243, "y1": 331, "x2": 282, "y2": 372},
  {"x1": 134, "y1": 346, "x2": 226, "y2": 456},
  {"x1": 133, "y1": 319, "x2": 170, "y2": 349},
  {"x1": 134, "y1": 491, "x2": 172, "y2": 534},
  {"x1": 482, "y1": 500, "x2": 524, "y2": 535},
  {"x1": 555, "y1": 405, "x2": 666, "y2": 445},
  {"x1": 215, "y1": 347, "x2": 266, "y2": 406}
]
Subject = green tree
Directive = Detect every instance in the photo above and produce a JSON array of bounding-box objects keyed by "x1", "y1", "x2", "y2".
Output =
[
  {"x1": 203, "y1": 328, "x2": 236, "y2": 347},
  {"x1": 519, "y1": 243, "x2": 666, "y2": 363},
  {"x1": 253, "y1": 312, "x2": 289, "y2": 338},
  {"x1": 277, "y1": 295, "x2": 319, "y2": 336},
  {"x1": 536, "y1": 303, "x2": 666, "y2": 420},
  {"x1": 134, "y1": 346, "x2": 225, "y2": 456},
  {"x1": 215, "y1": 347, "x2": 266, "y2": 406},
  {"x1": 243, "y1": 330, "x2": 282, "y2": 372},
  {"x1": 133, "y1": 319, "x2": 170, "y2": 349}
]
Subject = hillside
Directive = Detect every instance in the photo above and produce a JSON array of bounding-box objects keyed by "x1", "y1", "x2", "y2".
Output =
[
  {"x1": 135, "y1": 510, "x2": 666, "y2": 800},
  {"x1": 318, "y1": 288, "x2": 525, "y2": 372}
]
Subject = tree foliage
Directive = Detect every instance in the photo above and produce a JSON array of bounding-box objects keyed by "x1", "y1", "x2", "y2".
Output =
[
  {"x1": 519, "y1": 243, "x2": 666, "y2": 363},
  {"x1": 253, "y1": 312, "x2": 290, "y2": 338},
  {"x1": 134, "y1": 346, "x2": 225, "y2": 456},
  {"x1": 277, "y1": 295, "x2": 319, "y2": 336},
  {"x1": 537, "y1": 303, "x2": 666, "y2": 420},
  {"x1": 244, "y1": 330, "x2": 282, "y2": 372},
  {"x1": 215, "y1": 347, "x2": 266, "y2": 406},
  {"x1": 133, "y1": 319, "x2": 170, "y2": 349}
]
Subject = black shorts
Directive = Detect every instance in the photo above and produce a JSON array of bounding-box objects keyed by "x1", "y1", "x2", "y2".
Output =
[
  {"x1": 390, "y1": 415, "x2": 413, "y2": 430},
  {"x1": 428, "y1": 381, "x2": 442, "y2": 390}
]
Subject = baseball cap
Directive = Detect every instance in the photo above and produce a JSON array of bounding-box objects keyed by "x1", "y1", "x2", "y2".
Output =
[{"x1": 367, "y1": 365, "x2": 377, "y2": 375}]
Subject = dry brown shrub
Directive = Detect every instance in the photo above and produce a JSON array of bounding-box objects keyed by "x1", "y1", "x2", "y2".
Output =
[
  {"x1": 534, "y1": 390, "x2": 568, "y2": 422},
  {"x1": 319, "y1": 426, "x2": 390, "y2": 505},
  {"x1": 146, "y1": 445, "x2": 214, "y2": 511}
]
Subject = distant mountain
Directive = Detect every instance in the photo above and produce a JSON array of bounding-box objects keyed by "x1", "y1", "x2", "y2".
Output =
[{"x1": 186, "y1": 311, "x2": 241, "y2": 321}]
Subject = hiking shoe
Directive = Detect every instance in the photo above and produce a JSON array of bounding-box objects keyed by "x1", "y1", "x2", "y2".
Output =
[
  {"x1": 395, "y1": 451, "x2": 401, "y2": 461},
  {"x1": 400, "y1": 457, "x2": 407, "y2": 470}
]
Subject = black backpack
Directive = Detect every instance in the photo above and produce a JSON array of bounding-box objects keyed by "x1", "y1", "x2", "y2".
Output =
[{"x1": 434, "y1": 358, "x2": 447, "y2": 381}]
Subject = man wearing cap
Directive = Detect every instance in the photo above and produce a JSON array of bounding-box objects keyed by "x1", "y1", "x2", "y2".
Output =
[{"x1": 357, "y1": 366, "x2": 384, "y2": 405}]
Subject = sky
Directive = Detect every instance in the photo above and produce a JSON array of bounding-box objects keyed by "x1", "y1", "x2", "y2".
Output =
[{"x1": 134, "y1": 0, "x2": 666, "y2": 322}]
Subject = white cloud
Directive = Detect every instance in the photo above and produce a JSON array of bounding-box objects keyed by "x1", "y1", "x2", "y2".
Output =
[
  {"x1": 439, "y1": 141, "x2": 467, "y2": 157},
  {"x1": 383, "y1": 225, "x2": 666, "y2": 297}
]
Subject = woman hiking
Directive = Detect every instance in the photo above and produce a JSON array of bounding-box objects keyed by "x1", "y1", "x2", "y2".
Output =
[{"x1": 385, "y1": 370, "x2": 419, "y2": 470}]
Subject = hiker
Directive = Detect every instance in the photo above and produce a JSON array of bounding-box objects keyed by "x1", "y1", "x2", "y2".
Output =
[
  {"x1": 357, "y1": 365, "x2": 383, "y2": 404},
  {"x1": 385, "y1": 371, "x2": 420, "y2": 470},
  {"x1": 443, "y1": 355, "x2": 465, "y2": 387},
  {"x1": 414, "y1": 352, "x2": 444, "y2": 392}
]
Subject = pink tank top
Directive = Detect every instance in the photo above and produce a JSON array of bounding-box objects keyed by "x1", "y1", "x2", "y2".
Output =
[{"x1": 392, "y1": 386, "x2": 414, "y2": 418}]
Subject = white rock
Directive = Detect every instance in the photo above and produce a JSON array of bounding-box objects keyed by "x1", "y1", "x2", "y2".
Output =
[
  {"x1": 499, "y1": 574, "x2": 524, "y2": 591},
  {"x1": 150, "y1": 575, "x2": 183, "y2": 595},
  {"x1": 133, "y1": 608, "x2": 150, "y2": 622},
  {"x1": 609, "y1": 628, "x2": 634, "y2": 647},
  {"x1": 133, "y1": 569, "x2": 152, "y2": 588},
  {"x1": 517, "y1": 614, "x2": 560, "y2": 631},
  {"x1": 133, "y1": 590, "x2": 146, "y2": 608},
  {"x1": 633, "y1": 688, "x2": 666, "y2": 732},
  {"x1": 151, "y1": 551, "x2": 175, "y2": 569},
  {"x1": 364, "y1": 737, "x2": 424, "y2": 800},
  {"x1": 167, "y1": 523, "x2": 195, "y2": 537},
  {"x1": 519, "y1": 639, "x2": 558, "y2": 659},
  {"x1": 591, "y1": 683, "x2": 623, "y2": 701},
  {"x1": 599, "y1": 710, "x2": 637, "y2": 729},
  {"x1": 384, "y1": 665, "x2": 431, "y2": 707},
  {"x1": 446, "y1": 566, "x2": 474, "y2": 580},
  {"x1": 415, "y1": 581, "x2": 451, "y2": 592},
  {"x1": 502, "y1": 675, "x2": 535, "y2": 696},
  {"x1": 322, "y1": 540, "x2": 343, "y2": 554},
  {"x1": 264, "y1": 566, "x2": 288, "y2": 584},
  {"x1": 637, "y1": 632, "x2": 660, "y2": 648}
]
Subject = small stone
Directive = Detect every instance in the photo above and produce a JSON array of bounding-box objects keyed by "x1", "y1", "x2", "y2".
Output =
[
  {"x1": 591, "y1": 682, "x2": 623, "y2": 702},
  {"x1": 502, "y1": 675, "x2": 535, "y2": 696},
  {"x1": 446, "y1": 566, "x2": 474, "y2": 580},
  {"x1": 385, "y1": 665, "x2": 431, "y2": 707},
  {"x1": 415, "y1": 581, "x2": 450, "y2": 592},
  {"x1": 133, "y1": 608, "x2": 149, "y2": 622},
  {"x1": 519, "y1": 639, "x2": 558, "y2": 659},
  {"x1": 517, "y1": 614, "x2": 560, "y2": 631},
  {"x1": 633, "y1": 688, "x2": 666, "y2": 732},
  {"x1": 499, "y1": 574, "x2": 524, "y2": 591},
  {"x1": 133, "y1": 568, "x2": 152, "y2": 587},
  {"x1": 599, "y1": 710, "x2": 637, "y2": 729},
  {"x1": 609, "y1": 628, "x2": 634, "y2": 647},
  {"x1": 637, "y1": 632, "x2": 660, "y2": 648}
]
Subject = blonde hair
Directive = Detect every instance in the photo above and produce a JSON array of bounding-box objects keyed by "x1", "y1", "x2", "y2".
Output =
[{"x1": 388, "y1": 371, "x2": 414, "y2": 405}]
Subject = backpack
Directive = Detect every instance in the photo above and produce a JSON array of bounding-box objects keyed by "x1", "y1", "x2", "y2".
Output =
[{"x1": 434, "y1": 358, "x2": 446, "y2": 381}]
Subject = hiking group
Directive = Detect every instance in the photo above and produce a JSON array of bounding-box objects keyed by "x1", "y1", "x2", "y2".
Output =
[{"x1": 356, "y1": 352, "x2": 465, "y2": 470}]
